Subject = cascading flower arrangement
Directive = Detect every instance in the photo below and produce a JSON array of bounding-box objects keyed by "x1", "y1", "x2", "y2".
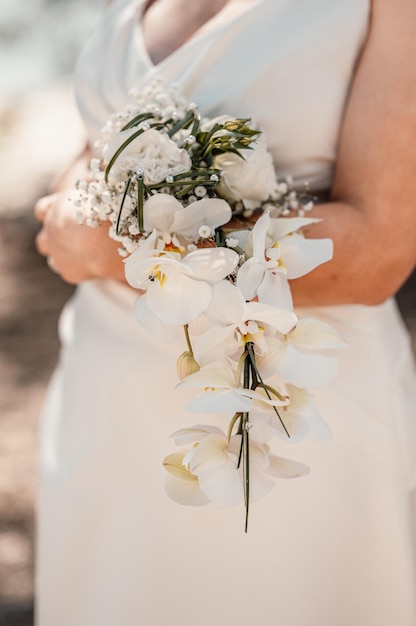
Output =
[{"x1": 75, "y1": 78, "x2": 345, "y2": 531}]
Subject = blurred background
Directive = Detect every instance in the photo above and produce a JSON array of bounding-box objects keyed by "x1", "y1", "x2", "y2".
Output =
[
  {"x1": 0, "y1": 1, "x2": 103, "y2": 624},
  {"x1": 0, "y1": 2, "x2": 415, "y2": 625}
]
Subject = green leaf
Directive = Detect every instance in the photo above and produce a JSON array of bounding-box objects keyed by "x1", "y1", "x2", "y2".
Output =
[
  {"x1": 105, "y1": 127, "x2": 146, "y2": 182},
  {"x1": 167, "y1": 110, "x2": 195, "y2": 138},
  {"x1": 227, "y1": 412, "x2": 242, "y2": 442},
  {"x1": 243, "y1": 416, "x2": 250, "y2": 533},
  {"x1": 121, "y1": 112, "x2": 155, "y2": 131},
  {"x1": 246, "y1": 343, "x2": 290, "y2": 438},
  {"x1": 137, "y1": 176, "x2": 144, "y2": 232},
  {"x1": 116, "y1": 175, "x2": 133, "y2": 236}
]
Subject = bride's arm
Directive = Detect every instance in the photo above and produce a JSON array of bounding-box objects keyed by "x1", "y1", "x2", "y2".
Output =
[
  {"x1": 290, "y1": 0, "x2": 416, "y2": 306},
  {"x1": 36, "y1": 0, "x2": 416, "y2": 301},
  {"x1": 35, "y1": 147, "x2": 126, "y2": 284}
]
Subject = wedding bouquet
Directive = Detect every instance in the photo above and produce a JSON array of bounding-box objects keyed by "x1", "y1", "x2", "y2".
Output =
[{"x1": 75, "y1": 78, "x2": 345, "y2": 530}]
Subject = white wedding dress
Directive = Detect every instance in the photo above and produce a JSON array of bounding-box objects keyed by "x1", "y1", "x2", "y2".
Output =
[{"x1": 36, "y1": 1, "x2": 416, "y2": 624}]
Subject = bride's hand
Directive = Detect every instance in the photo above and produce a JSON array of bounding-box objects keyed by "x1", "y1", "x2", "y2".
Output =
[{"x1": 35, "y1": 191, "x2": 126, "y2": 284}]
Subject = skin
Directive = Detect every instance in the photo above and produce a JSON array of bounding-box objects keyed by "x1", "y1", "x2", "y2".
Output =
[{"x1": 35, "y1": 0, "x2": 416, "y2": 305}]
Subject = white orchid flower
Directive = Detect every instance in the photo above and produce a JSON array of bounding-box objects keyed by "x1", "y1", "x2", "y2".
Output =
[
  {"x1": 257, "y1": 317, "x2": 347, "y2": 388},
  {"x1": 177, "y1": 364, "x2": 287, "y2": 414},
  {"x1": 194, "y1": 280, "x2": 297, "y2": 366},
  {"x1": 163, "y1": 452, "x2": 210, "y2": 506},
  {"x1": 124, "y1": 246, "x2": 239, "y2": 325},
  {"x1": 132, "y1": 296, "x2": 182, "y2": 342},
  {"x1": 164, "y1": 425, "x2": 243, "y2": 507},
  {"x1": 177, "y1": 365, "x2": 255, "y2": 413},
  {"x1": 164, "y1": 426, "x2": 309, "y2": 508},
  {"x1": 236, "y1": 212, "x2": 333, "y2": 310},
  {"x1": 250, "y1": 384, "x2": 331, "y2": 443},
  {"x1": 143, "y1": 193, "x2": 232, "y2": 242}
]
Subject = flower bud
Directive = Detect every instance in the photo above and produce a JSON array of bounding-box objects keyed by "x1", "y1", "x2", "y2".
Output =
[{"x1": 176, "y1": 351, "x2": 200, "y2": 380}]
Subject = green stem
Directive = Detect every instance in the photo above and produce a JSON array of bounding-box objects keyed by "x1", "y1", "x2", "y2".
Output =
[
  {"x1": 105, "y1": 122, "x2": 165, "y2": 182},
  {"x1": 116, "y1": 175, "x2": 133, "y2": 235},
  {"x1": 183, "y1": 324, "x2": 193, "y2": 355},
  {"x1": 137, "y1": 176, "x2": 144, "y2": 233},
  {"x1": 227, "y1": 412, "x2": 242, "y2": 443},
  {"x1": 243, "y1": 412, "x2": 250, "y2": 533},
  {"x1": 148, "y1": 179, "x2": 219, "y2": 192},
  {"x1": 167, "y1": 110, "x2": 194, "y2": 138},
  {"x1": 242, "y1": 346, "x2": 251, "y2": 532},
  {"x1": 121, "y1": 112, "x2": 155, "y2": 131},
  {"x1": 105, "y1": 128, "x2": 146, "y2": 182},
  {"x1": 246, "y1": 342, "x2": 290, "y2": 439},
  {"x1": 263, "y1": 384, "x2": 288, "y2": 403},
  {"x1": 236, "y1": 351, "x2": 248, "y2": 387}
]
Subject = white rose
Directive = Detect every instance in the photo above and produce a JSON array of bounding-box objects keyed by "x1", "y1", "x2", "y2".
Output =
[
  {"x1": 104, "y1": 128, "x2": 192, "y2": 184},
  {"x1": 213, "y1": 137, "x2": 278, "y2": 209}
]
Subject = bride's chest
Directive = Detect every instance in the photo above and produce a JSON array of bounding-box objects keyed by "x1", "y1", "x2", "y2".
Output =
[{"x1": 140, "y1": 0, "x2": 257, "y2": 65}]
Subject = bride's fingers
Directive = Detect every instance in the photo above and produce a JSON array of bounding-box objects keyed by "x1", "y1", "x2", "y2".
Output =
[
  {"x1": 34, "y1": 194, "x2": 55, "y2": 222},
  {"x1": 46, "y1": 256, "x2": 59, "y2": 273},
  {"x1": 35, "y1": 229, "x2": 49, "y2": 256}
]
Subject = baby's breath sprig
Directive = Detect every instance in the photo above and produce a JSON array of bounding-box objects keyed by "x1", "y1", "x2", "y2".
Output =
[{"x1": 263, "y1": 180, "x2": 316, "y2": 218}]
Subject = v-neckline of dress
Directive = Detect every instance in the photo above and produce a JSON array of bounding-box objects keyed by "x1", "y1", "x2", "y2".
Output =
[{"x1": 136, "y1": 0, "x2": 267, "y2": 70}]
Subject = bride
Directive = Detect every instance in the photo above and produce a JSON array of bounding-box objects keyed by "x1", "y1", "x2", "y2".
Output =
[{"x1": 34, "y1": 0, "x2": 416, "y2": 624}]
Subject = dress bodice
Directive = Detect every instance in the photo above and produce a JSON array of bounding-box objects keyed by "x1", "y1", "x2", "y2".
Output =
[{"x1": 75, "y1": 0, "x2": 370, "y2": 191}]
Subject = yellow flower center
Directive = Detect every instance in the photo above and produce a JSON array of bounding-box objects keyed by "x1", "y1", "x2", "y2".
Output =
[
  {"x1": 266, "y1": 241, "x2": 287, "y2": 271},
  {"x1": 164, "y1": 242, "x2": 185, "y2": 254},
  {"x1": 149, "y1": 264, "x2": 167, "y2": 287}
]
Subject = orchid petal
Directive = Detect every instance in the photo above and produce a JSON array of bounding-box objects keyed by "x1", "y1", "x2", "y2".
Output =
[
  {"x1": 227, "y1": 229, "x2": 252, "y2": 255},
  {"x1": 267, "y1": 217, "x2": 322, "y2": 240},
  {"x1": 170, "y1": 198, "x2": 232, "y2": 237},
  {"x1": 147, "y1": 272, "x2": 212, "y2": 325},
  {"x1": 280, "y1": 236, "x2": 333, "y2": 279},
  {"x1": 163, "y1": 452, "x2": 198, "y2": 481},
  {"x1": 227, "y1": 437, "x2": 276, "y2": 501},
  {"x1": 272, "y1": 384, "x2": 332, "y2": 441},
  {"x1": 240, "y1": 411, "x2": 275, "y2": 443},
  {"x1": 246, "y1": 388, "x2": 288, "y2": 407},
  {"x1": 186, "y1": 389, "x2": 253, "y2": 413},
  {"x1": 270, "y1": 411, "x2": 309, "y2": 442},
  {"x1": 143, "y1": 193, "x2": 181, "y2": 232},
  {"x1": 204, "y1": 280, "x2": 246, "y2": 325},
  {"x1": 133, "y1": 229, "x2": 159, "y2": 251},
  {"x1": 183, "y1": 247, "x2": 238, "y2": 282},
  {"x1": 177, "y1": 366, "x2": 236, "y2": 390},
  {"x1": 265, "y1": 455, "x2": 310, "y2": 479},
  {"x1": 187, "y1": 436, "x2": 243, "y2": 507},
  {"x1": 226, "y1": 437, "x2": 269, "y2": 471},
  {"x1": 244, "y1": 301, "x2": 297, "y2": 334},
  {"x1": 164, "y1": 473, "x2": 209, "y2": 506},
  {"x1": 171, "y1": 425, "x2": 224, "y2": 446},
  {"x1": 133, "y1": 295, "x2": 181, "y2": 341},
  {"x1": 301, "y1": 406, "x2": 332, "y2": 440},
  {"x1": 248, "y1": 471, "x2": 276, "y2": 502},
  {"x1": 237, "y1": 258, "x2": 266, "y2": 300},
  {"x1": 251, "y1": 212, "x2": 270, "y2": 262},
  {"x1": 163, "y1": 452, "x2": 209, "y2": 506},
  {"x1": 124, "y1": 249, "x2": 179, "y2": 289},
  {"x1": 193, "y1": 326, "x2": 238, "y2": 367},
  {"x1": 259, "y1": 341, "x2": 339, "y2": 388},
  {"x1": 256, "y1": 270, "x2": 294, "y2": 311},
  {"x1": 289, "y1": 318, "x2": 347, "y2": 350}
]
